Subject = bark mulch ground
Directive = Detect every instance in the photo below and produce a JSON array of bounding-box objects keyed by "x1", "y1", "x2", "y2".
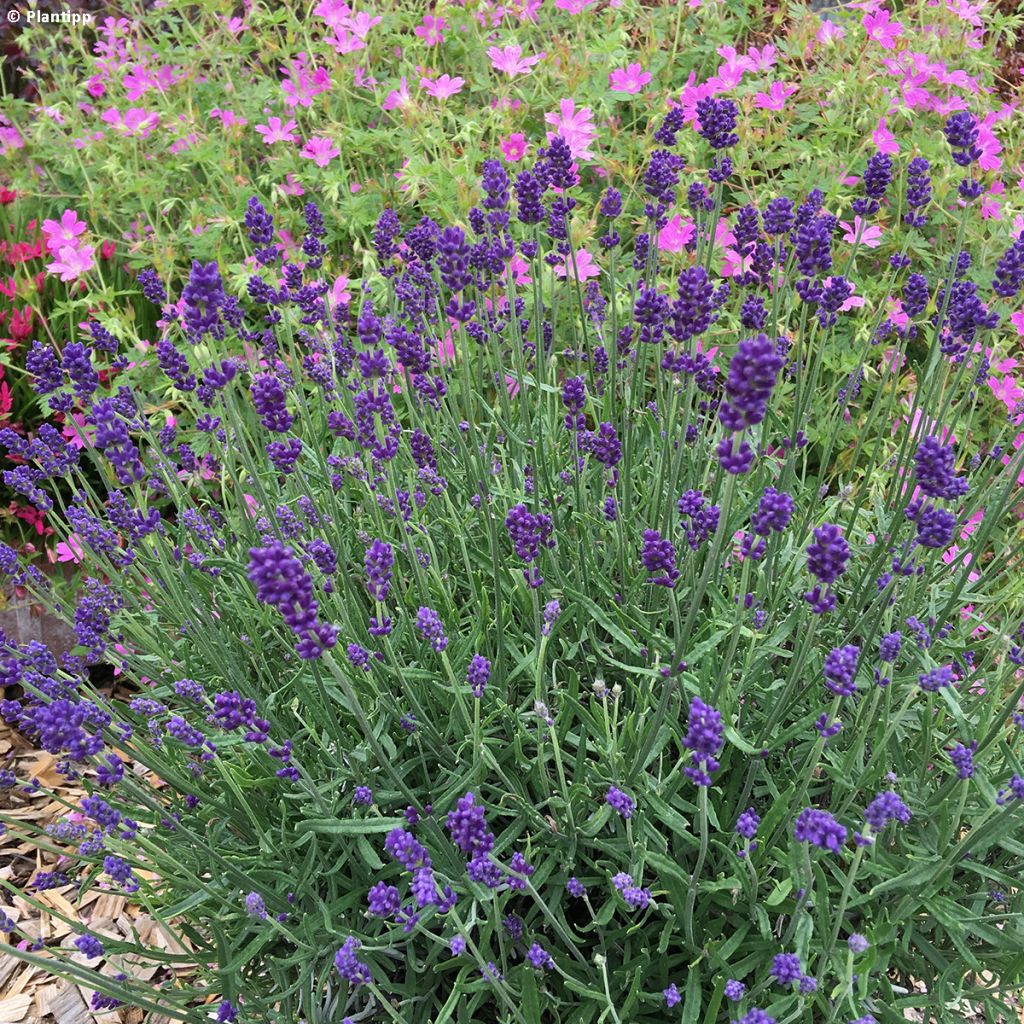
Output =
[{"x1": 0, "y1": 718, "x2": 191, "y2": 1024}]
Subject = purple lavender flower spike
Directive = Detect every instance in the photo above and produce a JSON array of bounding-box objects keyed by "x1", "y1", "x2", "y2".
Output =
[
  {"x1": 334, "y1": 936, "x2": 372, "y2": 986},
  {"x1": 605, "y1": 786, "x2": 635, "y2": 819},
  {"x1": 641, "y1": 529, "x2": 679, "y2": 588},
  {"x1": 793, "y1": 808, "x2": 846, "y2": 853},
  {"x1": 682, "y1": 697, "x2": 724, "y2": 786}
]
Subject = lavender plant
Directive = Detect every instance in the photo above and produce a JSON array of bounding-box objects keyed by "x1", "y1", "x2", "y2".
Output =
[{"x1": 2, "y1": 107, "x2": 1024, "y2": 1024}]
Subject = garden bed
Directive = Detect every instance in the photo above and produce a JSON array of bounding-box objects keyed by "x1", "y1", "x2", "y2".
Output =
[{"x1": 1, "y1": 1, "x2": 1023, "y2": 1022}]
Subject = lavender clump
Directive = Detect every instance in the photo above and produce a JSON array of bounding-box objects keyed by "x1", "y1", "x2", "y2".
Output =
[{"x1": 1, "y1": 115, "x2": 1020, "y2": 1024}]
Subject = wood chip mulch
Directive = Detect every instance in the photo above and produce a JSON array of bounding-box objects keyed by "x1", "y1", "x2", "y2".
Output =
[{"x1": 0, "y1": 720, "x2": 192, "y2": 1024}]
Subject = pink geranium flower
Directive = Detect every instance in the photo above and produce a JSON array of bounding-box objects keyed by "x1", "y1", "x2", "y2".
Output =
[
  {"x1": 325, "y1": 27, "x2": 366, "y2": 53},
  {"x1": 314, "y1": 0, "x2": 351, "y2": 29},
  {"x1": 383, "y1": 76, "x2": 414, "y2": 111},
  {"x1": 544, "y1": 98, "x2": 596, "y2": 160},
  {"x1": 281, "y1": 54, "x2": 331, "y2": 107},
  {"x1": 55, "y1": 534, "x2": 86, "y2": 564},
  {"x1": 342, "y1": 10, "x2": 381, "y2": 38},
  {"x1": 487, "y1": 44, "x2": 544, "y2": 77},
  {"x1": 977, "y1": 117, "x2": 1002, "y2": 172},
  {"x1": 754, "y1": 81, "x2": 797, "y2": 111},
  {"x1": 300, "y1": 136, "x2": 340, "y2": 167},
  {"x1": 500, "y1": 132, "x2": 528, "y2": 162},
  {"x1": 122, "y1": 68, "x2": 157, "y2": 101},
  {"x1": 674, "y1": 73, "x2": 716, "y2": 124},
  {"x1": 47, "y1": 244, "x2": 95, "y2": 282},
  {"x1": 59, "y1": 412, "x2": 90, "y2": 450},
  {"x1": 658, "y1": 214, "x2": 696, "y2": 253},
  {"x1": 824, "y1": 277, "x2": 864, "y2": 311},
  {"x1": 816, "y1": 19, "x2": 845, "y2": 44},
  {"x1": 41, "y1": 209, "x2": 88, "y2": 254},
  {"x1": 281, "y1": 173, "x2": 305, "y2": 197},
  {"x1": 413, "y1": 14, "x2": 446, "y2": 45},
  {"x1": 716, "y1": 45, "x2": 755, "y2": 77},
  {"x1": 210, "y1": 108, "x2": 247, "y2": 127},
  {"x1": 872, "y1": 117, "x2": 899, "y2": 155},
  {"x1": 554, "y1": 0, "x2": 597, "y2": 11},
  {"x1": 745, "y1": 44, "x2": 777, "y2": 71},
  {"x1": 509, "y1": 254, "x2": 531, "y2": 285},
  {"x1": 988, "y1": 372, "x2": 1023, "y2": 411},
  {"x1": 255, "y1": 116, "x2": 298, "y2": 144},
  {"x1": 553, "y1": 248, "x2": 600, "y2": 282},
  {"x1": 863, "y1": 8, "x2": 902, "y2": 48},
  {"x1": 100, "y1": 107, "x2": 159, "y2": 137},
  {"x1": 840, "y1": 216, "x2": 883, "y2": 248},
  {"x1": 608, "y1": 63, "x2": 651, "y2": 95},
  {"x1": 420, "y1": 74, "x2": 465, "y2": 99},
  {"x1": 981, "y1": 181, "x2": 1003, "y2": 221},
  {"x1": 329, "y1": 274, "x2": 352, "y2": 307}
]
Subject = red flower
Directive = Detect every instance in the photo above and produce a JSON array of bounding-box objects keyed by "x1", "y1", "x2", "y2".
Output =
[
  {"x1": 10, "y1": 502, "x2": 51, "y2": 536},
  {"x1": 8, "y1": 305, "x2": 33, "y2": 340}
]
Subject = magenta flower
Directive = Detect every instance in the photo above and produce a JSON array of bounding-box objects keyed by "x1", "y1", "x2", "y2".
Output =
[
  {"x1": 544, "y1": 98, "x2": 596, "y2": 160},
  {"x1": 657, "y1": 214, "x2": 697, "y2": 254},
  {"x1": 554, "y1": 0, "x2": 597, "y2": 11},
  {"x1": 47, "y1": 244, "x2": 96, "y2": 282},
  {"x1": 413, "y1": 13, "x2": 447, "y2": 45},
  {"x1": 325, "y1": 27, "x2": 366, "y2": 53},
  {"x1": 210, "y1": 108, "x2": 247, "y2": 128},
  {"x1": 500, "y1": 132, "x2": 528, "y2": 162},
  {"x1": 716, "y1": 45, "x2": 756, "y2": 77},
  {"x1": 608, "y1": 63, "x2": 651, "y2": 95},
  {"x1": 863, "y1": 7, "x2": 903, "y2": 48},
  {"x1": 420, "y1": 74, "x2": 465, "y2": 100},
  {"x1": 817, "y1": 19, "x2": 845, "y2": 43},
  {"x1": 329, "y1": 275, "x2": 352, "y2": 307},
  {"x1": 487, "y1": 44, "x2": 544, "y2": 77},
  {"x1": 872, "y1": 117, "x2": 899, "y2": 155},
  {"x1": 753, "y1": 81, "x2": 798, "y2": 111},
  {"x1": 977, "y1": 118, "x2": 1002, "y2": 172},
  {"x1": 100, "y1": 107, "x2": 159, "y2": 137},
  {"x1": 255, "y1": 117, "x2": 298, "y2": 145},
  {"x1": 281, "y1": 173, "x2": 304, "y2": 197},
  {"x1": 746, "y1": 43, "x2": 777, "y2": 71},
  {"x1": 383, "y1": 76, "x2": 414, "y2": 111},
  {"x1": 41, "y1": 209, "x2": 88, "y2": 254},
  {"x1": 281, "y1": 55, "x2": 331, "y2": 107},
  {"x1": 839, "y1": 217, "x2": 883, "y2": 248},
  {"x1": 675, "y1": 72, "x2": 716, "y2": 125},
  {"x1": 553, "y1": 248, "x2": 600, "y2": 282},
  {"x1": 301, "y1": 136, "x2": 340, "y2": 167},
  {"x1": 314, "y1": 0, "x2": 350, "y2": 29},
  {"x1": 340, "y1": 10, "x2": 381, "y2": 39}
]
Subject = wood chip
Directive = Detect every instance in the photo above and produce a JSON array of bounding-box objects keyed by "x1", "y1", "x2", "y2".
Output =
[
  {"x1": 0, "y1": 994, "x2": 33, "y2": 1024},
  {"x1": 47, "y1": 983, "x2": 92, "y2": 1024}
]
